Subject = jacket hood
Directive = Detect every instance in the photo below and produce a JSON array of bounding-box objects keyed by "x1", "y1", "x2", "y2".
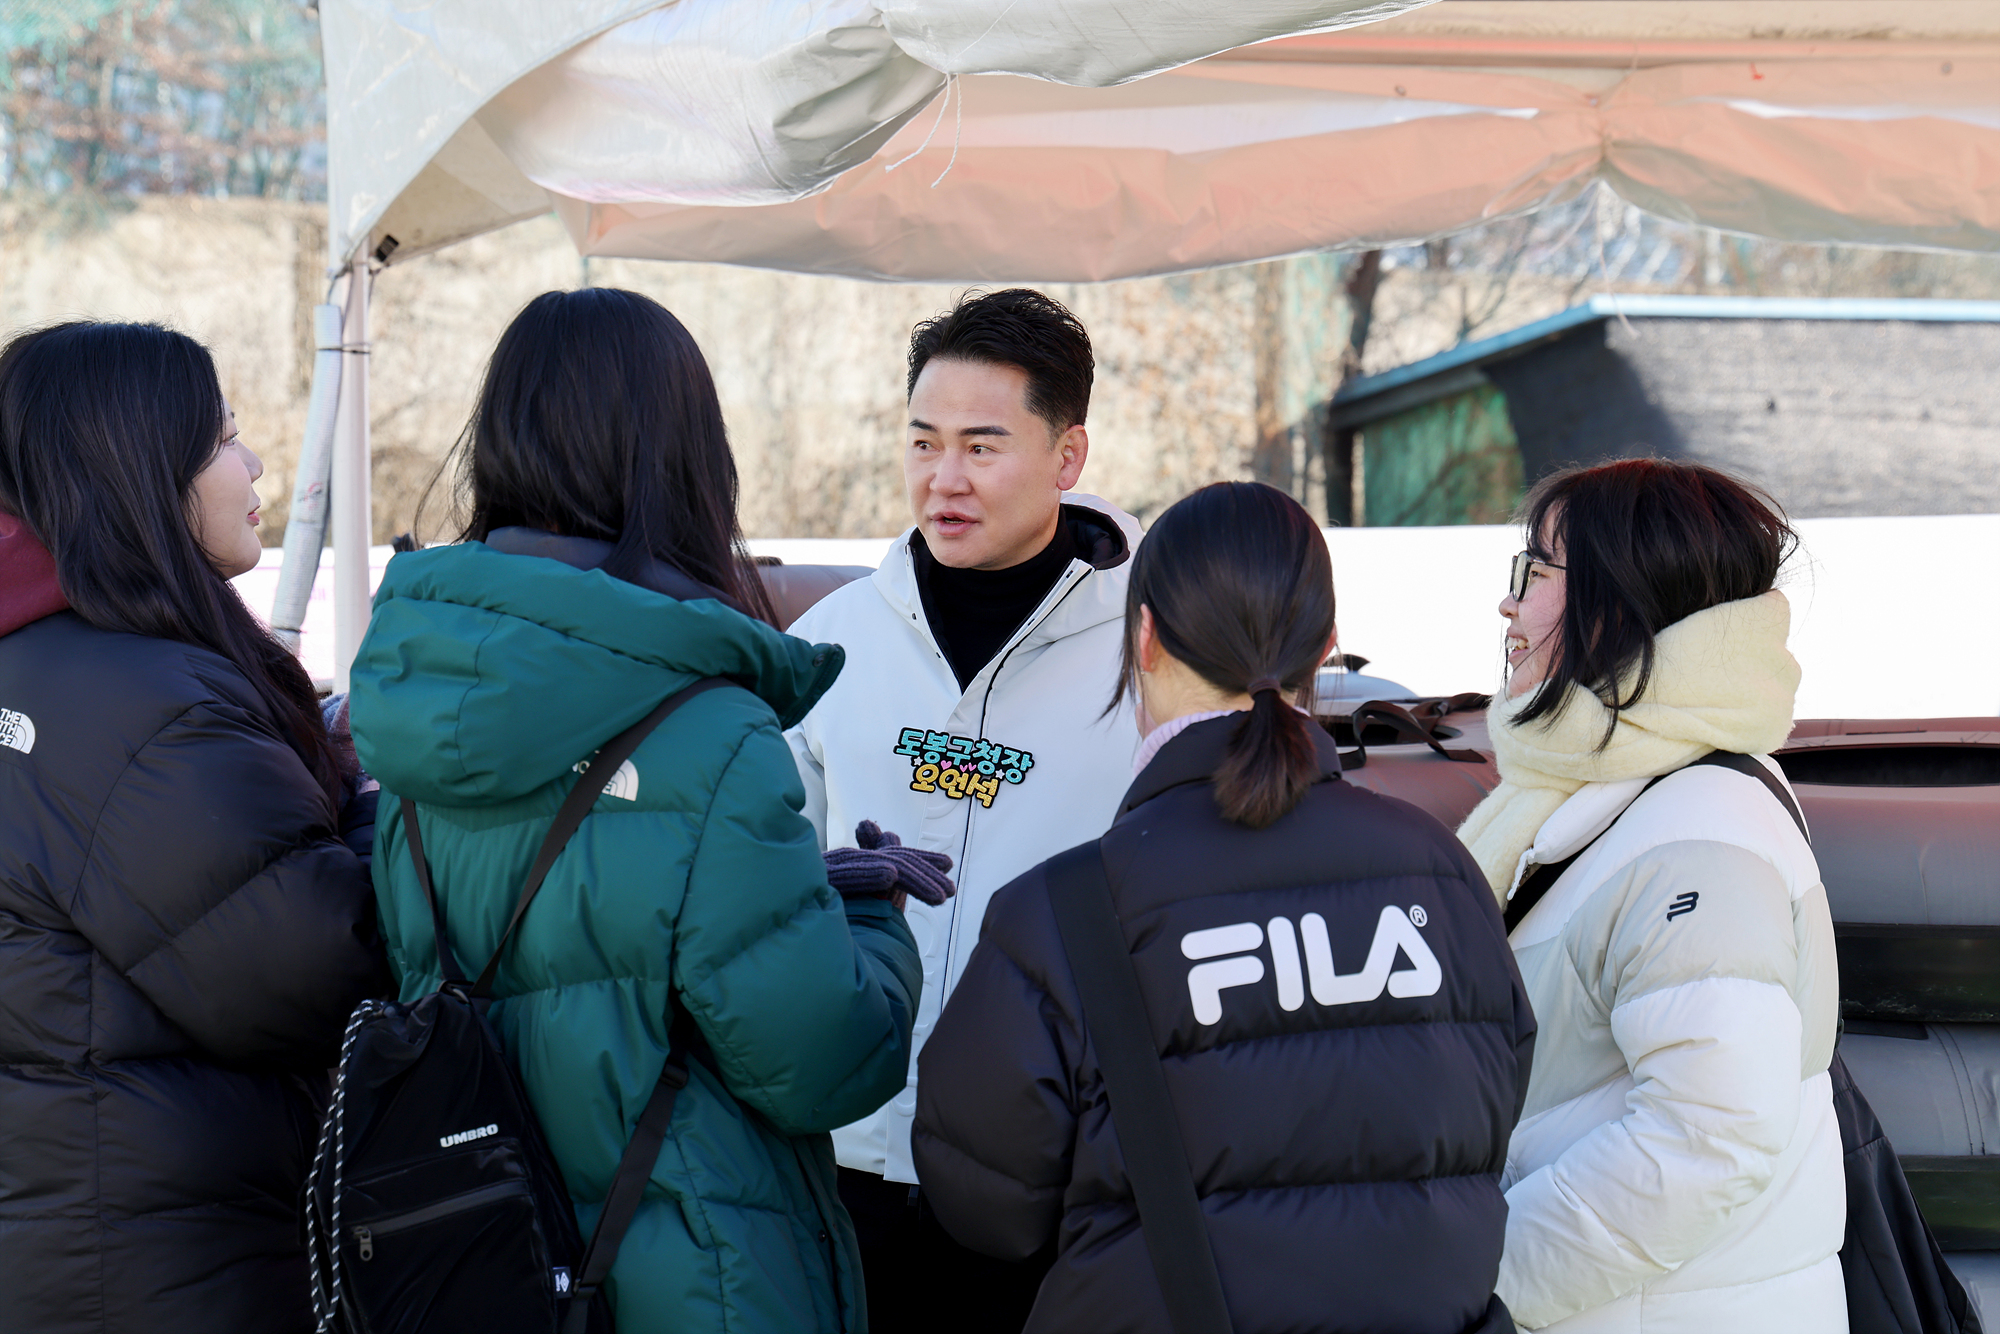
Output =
[
  {"x1": 871, "y1": 491, "x2": 1141, "y2": 648},
  {"x1": 1060, "y1": 498, "x2": 1133, "y2": 572},
  {"x1": 0, "y1": 512, "x2": 68, "y2": 637},
  {"x1": 482, "y1": 526, "x2": 749, "y2": 614},
  {"x1": 349, "y1": 540, "x2": 842, "y2": 806}
]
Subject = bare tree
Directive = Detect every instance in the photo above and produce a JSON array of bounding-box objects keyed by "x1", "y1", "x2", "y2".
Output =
[
  {"x1": 1, "y1": 0, "x2": 325, "y2": 202},
  {"x1": 1324, "y1": 248, "x2": 1382, "y2": 526}
]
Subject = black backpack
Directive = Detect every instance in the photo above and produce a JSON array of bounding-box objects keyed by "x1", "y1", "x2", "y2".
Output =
[{"x1": 305, "y1": 678, "x2": 729, "y2": 1334}]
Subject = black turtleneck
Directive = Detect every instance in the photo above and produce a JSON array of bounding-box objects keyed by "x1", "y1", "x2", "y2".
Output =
[{"x1": 912, "y1": 516, "x2": 1078, "y2": 690}]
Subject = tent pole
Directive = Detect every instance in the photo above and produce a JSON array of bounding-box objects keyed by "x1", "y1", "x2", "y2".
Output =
[
  {"x1": 269, "y1": 280, "x2": 347, "y2": 659},
  {"x1": 330, "y1": 262, "x2": 373, "y2": 695}
]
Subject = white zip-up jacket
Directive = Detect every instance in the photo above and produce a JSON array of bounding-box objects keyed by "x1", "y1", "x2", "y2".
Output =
[
  {"x1": 1499, "y1": 756, "x2": 1846, "y2": 1332},
  {"x1": 784, "y1": 495, "x2": 1142, "y2": 1183}
]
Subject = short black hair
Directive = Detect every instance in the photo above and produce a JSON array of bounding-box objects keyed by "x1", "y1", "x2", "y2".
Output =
[
  {"x1": 906, "y1": 288, "x2": 1093, "y2": 434},
  {"x1": 1515, "y1": 457, "x2": 1797, "y2": 740}
]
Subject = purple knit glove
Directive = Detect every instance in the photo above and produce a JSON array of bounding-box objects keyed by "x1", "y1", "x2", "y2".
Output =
[{"x1": 823, "y1": 821, "x2": 956, "y2": 907}]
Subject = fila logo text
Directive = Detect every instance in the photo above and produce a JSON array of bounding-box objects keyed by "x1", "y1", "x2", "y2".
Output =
[{"x1": 1181, "y1": 906, "x2": 1441, "y2": 1025}]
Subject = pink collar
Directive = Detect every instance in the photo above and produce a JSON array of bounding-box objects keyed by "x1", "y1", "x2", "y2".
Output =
[{"x1": 1132, "y1": 708, "x2": 1239, "y2": 775}]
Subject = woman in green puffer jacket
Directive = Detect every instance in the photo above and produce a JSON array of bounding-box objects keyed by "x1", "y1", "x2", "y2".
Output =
[{"x1": 347, "y1": 289, "x2": 923, "y2": 1333}]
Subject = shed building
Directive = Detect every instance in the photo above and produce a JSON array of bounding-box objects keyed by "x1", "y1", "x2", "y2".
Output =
[{"x1": 1329, "y1": 295, "x2": 2000, "y2": 525}]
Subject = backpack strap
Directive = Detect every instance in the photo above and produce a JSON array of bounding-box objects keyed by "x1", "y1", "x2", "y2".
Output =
[
  {"x1": 561, "y1": 1038, "x2": 693, "y2": 1334},
  {"x1": 470, "y1": 677, "x2": 733, "y2": 999},
  {"x1": 1691, "y1": 751, "x2": 1810, "y2": 845},
  {"x1": 1046, "y1": 842, "x2": 1234, "y2": 1334},
  {"x1": 400, "y1": 795, "x2": 467, "y2": 985},
  {"x1": 1504, "y1": 750, "x2": 1810, "y2": 933},
  {"x1": 400, "y1": 677, "x2": 735, "y2": 996}
]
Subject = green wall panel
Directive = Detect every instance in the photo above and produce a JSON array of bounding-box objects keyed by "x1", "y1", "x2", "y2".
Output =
[{"x1": 1362, "y1": 383, "x2": 1525, "y2": 526}]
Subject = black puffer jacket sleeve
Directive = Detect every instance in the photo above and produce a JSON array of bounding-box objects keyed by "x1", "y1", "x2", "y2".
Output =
[
  {"x1": 68, "y1": 696, "x2": 389, "y2": 1067},
  {"x1": 914, "y1": 861, "x2": 1079, "y2": 1260}
]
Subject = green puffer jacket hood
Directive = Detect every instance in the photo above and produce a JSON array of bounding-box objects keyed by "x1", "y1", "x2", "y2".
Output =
[
  {"x1": 354, "y1": 541, "x2": 842, "y2": 805},
  {"x1": 349, "y1": 540, "x2": 918, "y2": 1334}
]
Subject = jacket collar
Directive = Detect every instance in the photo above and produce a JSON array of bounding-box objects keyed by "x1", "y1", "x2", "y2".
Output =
[
  {"x1": 1527, "y1": 776, "x2": 1653, "y2": 867},
  {"x1": 0, "y1": 511, "x2": 68, "y2": 637},
  {"x1": 871, "y1": 492, "x2": 1141, "y2": 667},
  {"x1": 1117, "y1": 711, "x2": 1344, "y2": 817}
]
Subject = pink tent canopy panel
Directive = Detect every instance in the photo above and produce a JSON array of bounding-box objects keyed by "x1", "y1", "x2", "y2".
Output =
[{"x1": 325, "y1": 0, "x2": 2000, "y2": 281}]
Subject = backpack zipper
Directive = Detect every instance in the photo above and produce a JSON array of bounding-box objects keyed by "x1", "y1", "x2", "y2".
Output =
[{"x1": 351, "y1": 1179, "x2": 531, "y2": 1261}]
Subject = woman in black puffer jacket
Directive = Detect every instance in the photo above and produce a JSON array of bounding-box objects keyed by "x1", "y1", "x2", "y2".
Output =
[
  {"x1": 913, "y1": 483, "x2": 1535, "y2": 1334},
  {"x1": 0, "y1": 322, "x2": 388, "y2": 1333}
]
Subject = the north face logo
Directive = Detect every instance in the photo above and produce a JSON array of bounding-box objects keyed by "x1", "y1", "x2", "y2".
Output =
[
  {"x1": 0, "y1": 708, "x2": 33, "y2": 755},
  {"x1": 1180, "y1": 905, "x2": 1440, "y2": 1025},
  {"x1": 572, "y1": 757, "x2": 638, "y2": 801}
]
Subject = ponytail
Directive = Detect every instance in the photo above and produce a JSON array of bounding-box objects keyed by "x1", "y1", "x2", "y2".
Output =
[
  {"x1": 1214, "y1": 680, "x2": 1323, "y2": 829},
  {"x1": 1111, "y1": 482, "x2": 1335, "y2": 830}
]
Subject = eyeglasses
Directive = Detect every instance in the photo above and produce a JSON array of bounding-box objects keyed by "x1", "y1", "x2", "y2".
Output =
[{"x1": 1509, "y1": 550, "x2": 1565, "y2": 601}]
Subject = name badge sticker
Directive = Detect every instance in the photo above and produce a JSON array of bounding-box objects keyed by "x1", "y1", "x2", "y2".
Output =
[{"x1": 892, "y1": 725, "x2": 1033, "y2": 808}]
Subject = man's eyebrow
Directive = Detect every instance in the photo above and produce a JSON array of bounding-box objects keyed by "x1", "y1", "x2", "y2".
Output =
[{"x1": 907, "y1": 419, "x2": 1012, "y2": 438}]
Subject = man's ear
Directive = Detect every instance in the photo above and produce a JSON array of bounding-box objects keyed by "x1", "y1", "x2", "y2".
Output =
[{"x1": 1054, "y1": 424, "x2": 1088, "y2": 491}]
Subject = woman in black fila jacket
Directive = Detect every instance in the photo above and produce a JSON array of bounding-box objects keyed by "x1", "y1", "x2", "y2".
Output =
[{"x1": 912, "y1": 482, "x2": 1534, "y2": 1334}]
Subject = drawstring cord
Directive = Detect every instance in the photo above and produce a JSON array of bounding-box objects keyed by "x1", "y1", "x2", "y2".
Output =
[
  {"x1": 884, "y1": 73, "x2": 964, "y2": 187},
  {"x1": 308, "y1": 999, "x2": 380, "y2": 1333}
]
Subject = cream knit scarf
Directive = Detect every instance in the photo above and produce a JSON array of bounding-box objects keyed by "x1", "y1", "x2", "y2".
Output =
[{"x1": 1458, "y1": 590, "x2": 1801, "y2": 903}]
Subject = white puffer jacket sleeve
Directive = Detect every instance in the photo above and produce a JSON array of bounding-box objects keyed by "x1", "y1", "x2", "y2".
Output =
[
  {"x1": 785, "y1": 721, "x2": 830, "y2": 850},
  {"x1": 1498, "y1": 839, "x2": 1808, "y2": 1328}
]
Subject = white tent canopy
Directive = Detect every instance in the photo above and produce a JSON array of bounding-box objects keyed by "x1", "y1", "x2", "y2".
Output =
[
  {"x1": 327, "y1": 0, "x2": 2000, "y2": 279},
  {"x1": 302, "y1": 0, "x2": 2000, "y2": 688}
]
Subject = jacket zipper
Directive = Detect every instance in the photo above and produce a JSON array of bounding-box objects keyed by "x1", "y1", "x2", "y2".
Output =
[
  {"x1": 788, "y1": 1139, "x2": 851, "y2": 1330},
  {"x1": 940, "y1": 563, "x2": 1095, "y2": 990},
  {"x1": 351, "y1": 1179, "x2": 531, "y2": 1261}
]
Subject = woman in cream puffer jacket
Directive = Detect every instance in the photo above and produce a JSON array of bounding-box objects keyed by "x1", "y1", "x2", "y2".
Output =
[{"x1": 1463, "y1": 460, "x2": 1845, "y2": 1333}]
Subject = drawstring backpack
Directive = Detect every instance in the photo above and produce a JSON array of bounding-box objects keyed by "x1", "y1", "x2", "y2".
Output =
[{"x1": 305, "y1": 679, "x2": 729, "y2": 1334}]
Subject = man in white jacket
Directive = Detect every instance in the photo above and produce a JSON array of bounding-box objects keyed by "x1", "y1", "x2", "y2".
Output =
[{"x1": 785, "y1": 289, "x2": 1140, "y2": 1333}]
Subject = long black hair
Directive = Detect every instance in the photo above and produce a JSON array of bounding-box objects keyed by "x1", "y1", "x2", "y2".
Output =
[
  {"x1": 448, "y1": 288, "x2": 773, "y2": 621},
  {"x1": 1113, "y1": 482, "x2": 1334, "y2": 829},
  {"x1": 1513, "y1": 458, "x2": 1797, "y2": 736},
  {"x1": 0, "y1": 320, "x2": 345, "y2": 809}
]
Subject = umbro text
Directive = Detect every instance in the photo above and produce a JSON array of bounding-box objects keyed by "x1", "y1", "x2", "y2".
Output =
[{"x1": 439, "y1": 1123, "x2": 499, "y2": 1149}]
